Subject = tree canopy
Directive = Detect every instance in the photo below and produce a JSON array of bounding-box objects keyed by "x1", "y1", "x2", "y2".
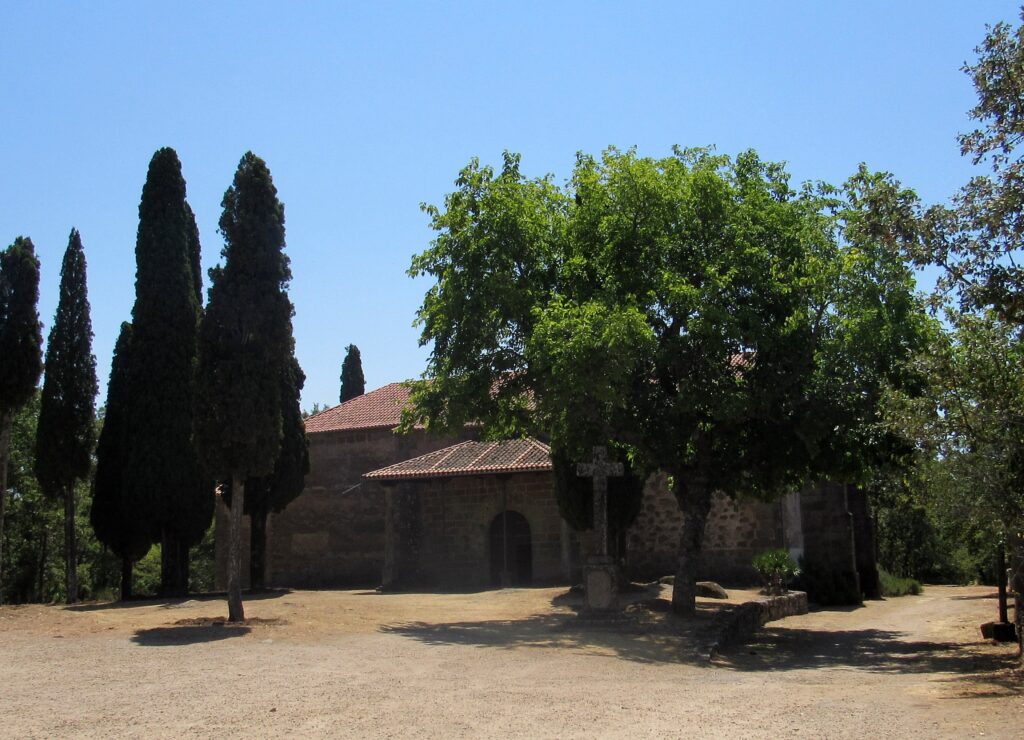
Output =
[
  {"x1": 917, "y1": 10, "x2": 1024, "y2": 323},
  {"x1": 339, "y1": 344, "x2": 365, "y2": 403},
  {"x1": 196, "y1": 151, "x2": 294, "y2": 621},
  {"x1": 123, "y1": 147, "x2": 210, "y2": 596},
  {"x1": 91, "y1": 322, "x2": 151, "y2": 596},
  {"x1": 0, "y1": 236, "x2": 43, "y2": 602},
  {"x1": 0, "y1": 237, "x2": 44, "y2": 416},
  {"x1": 407, "y1": 148, "x2": 928, "y2": 612},
  {"x1": 35, "y1": 229, "x2": 98, "y2": 602}
]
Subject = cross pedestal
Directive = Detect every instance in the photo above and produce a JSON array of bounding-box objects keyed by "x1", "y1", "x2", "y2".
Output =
[{"x1": 577, "y1": 446, "x2": 624, "y2": 612}]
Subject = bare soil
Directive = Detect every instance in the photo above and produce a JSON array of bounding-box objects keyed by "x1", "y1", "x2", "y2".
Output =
[{"x1": 1, "y1": 585, "x2": 1021, "y2": 738}]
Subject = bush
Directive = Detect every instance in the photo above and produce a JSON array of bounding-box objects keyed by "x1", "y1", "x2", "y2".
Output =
[
  {"x1": 878, "y1": 566, "x2": 922, "y2": 597},
  {"x1": 752, "y1": 549, "x2": 800, "y2": 595}
]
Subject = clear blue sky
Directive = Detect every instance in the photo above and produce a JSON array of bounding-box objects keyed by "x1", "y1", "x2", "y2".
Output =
[{"x1": 2, "y1": 1, "x2": 1020, "y2": 409}]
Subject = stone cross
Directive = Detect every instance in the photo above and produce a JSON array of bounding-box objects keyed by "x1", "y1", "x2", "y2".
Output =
[{"x1": 577, "y1": 446, "x2": 624, "y2": 558}]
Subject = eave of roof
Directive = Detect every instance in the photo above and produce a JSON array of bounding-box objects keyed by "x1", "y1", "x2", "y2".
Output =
[{"x1": 363, "y1": 438, "x2": 552, "y2": 482}]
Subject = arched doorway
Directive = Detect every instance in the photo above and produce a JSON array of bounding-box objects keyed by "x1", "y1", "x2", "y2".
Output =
[{"x1": 489, "y1": 511, "x2": 532, "y2": 587}]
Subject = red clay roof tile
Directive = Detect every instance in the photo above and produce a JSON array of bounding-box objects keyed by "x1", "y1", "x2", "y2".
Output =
[
  {"x1": 363, "y1": 438, "x2": 552, "y2": 481},
  {"x1": 304, "y1": 382, "x2": 412, "y2": 434}
]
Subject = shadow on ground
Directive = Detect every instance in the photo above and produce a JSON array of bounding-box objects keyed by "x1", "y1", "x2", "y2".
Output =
[
  {"x1": 66, "y1": 589, "x2": 291, "y2": 613},
  {"x1": 131, "y1": 624, "x2": 252, "y2": 646},
  {"x1": 716, "y1": 623, "x2": 1022, "y2": 693},
  {"x1": 379, "y1": 601, "x2": 735, "y2": 666}
]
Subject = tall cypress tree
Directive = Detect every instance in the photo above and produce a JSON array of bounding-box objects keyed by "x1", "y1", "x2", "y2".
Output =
[
  {"x1": 339, "y1": 344, "x2": 365, "y2": 403},
  {"x1": 196, "y1": 151, "x2": 293, "y2": 622},
  {"x1": 34, "y1": 229, "x2": 98, "y2": 603},
  {"x1": 0, "y1": 237, "x2": 43, "y2": 603},
  {"x1": 185, "y1": 203, "x2": 202, "y2": 305},
  {"x1": 125, "y1": 148, "x2": 211, "y2": 596},
  {"x1": 242, "y1": 354, "x2": 309, "y2": 589},
  {"x1": 91, "y1": 323, "x2": 151, "y2": 598}
]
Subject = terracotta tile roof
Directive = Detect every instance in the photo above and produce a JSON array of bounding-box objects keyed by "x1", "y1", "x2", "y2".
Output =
[
  {"x1": 304, "y1": 383, "x2": 412, "y2": 434},
  {"x1": 363, "y1": 438, "x2": 552, "y2": 481}
]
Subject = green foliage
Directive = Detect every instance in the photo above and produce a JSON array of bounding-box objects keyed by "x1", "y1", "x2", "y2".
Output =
[
  {"x1": 91, "y1": 323, "x2": 151, "y2": 565},
  {"x1": 185, "y1": 202, "x2": 203, "y2": 305},
  {"x1": 870, "y1": 459, "x2": 992, "y2": 584},
  {"x1": 406, "y1": 147, "x2": 928, "y2": 613},
  {"x1": 133, "y1": 544, "x2": 162, "y2": 597},
  {"x1": 302, "y1": 402, "x2": 328, "y2": 419},
  {"x1": 884, "y1": 309, "x2": 1024, "y2": 583},
  {"x1": 35, "y1": 228, "x2": 98, "y2": 496},
  {"x1": 0, "y1": 236, "x2": 43, "y2": 414},
  {"x1": 195, "y1": 151, "x2": 294, "y2": 481},
  {"x1": 3, "y1": 394, "x2": 119, "y2": 603},
  {"x1": 339, "y1": 344, "x2": 365, "y2": 403},
  {"x1": 751, "y1": 548, "x2": 800, "y2": 594},
  {"x1": 123, "y1": 148, "x2": 211, "y2": 594},
  {"x1": 241, "y1": 355, "x2": 309, "y2": 516},
  {"x1": 915, "y1": 10, "x2": 1024, "y2": 322},
  {"x1": 877, "y1": 566, "x2": 923, "y2": 597}
]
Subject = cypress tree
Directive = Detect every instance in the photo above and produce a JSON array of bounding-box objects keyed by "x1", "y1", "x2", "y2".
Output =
[
  {"x1": 0, "y1": 237, "x2": 43, "y2": 603},
  {"x1": 91, "y1": 323, "x2": 151, "y2": 598},
  {"x1": 241, "y1": 354, "x2": 309, "y2": 589},
  {"x1": 195, "y1": 151, "x2": 294, "y2": 621},
  {"x1": 339, "y1": 344, "x2": 365, "y2": 403},
  {"x1": 185, "y1": 203, "x2": 202, "y2": 305},
  {"x1": 34, "y1": 229, "x2": 98, "y2": 603},
  {"x1": 125, "y1": 148, "x2": 211, "y2": 596}
]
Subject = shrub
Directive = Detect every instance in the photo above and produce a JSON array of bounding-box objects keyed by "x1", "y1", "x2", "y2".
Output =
[
  {"x1": 878, "y1": 566, "x2": 922, "y2": 597},
  {"x1": 752, "y1": 549, "x2": 801, "y2": 595}
]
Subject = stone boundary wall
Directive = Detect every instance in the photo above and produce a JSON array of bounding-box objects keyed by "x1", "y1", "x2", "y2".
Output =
[{"x1": 704, "y1": 591, "x2": 809, "y2": 660}]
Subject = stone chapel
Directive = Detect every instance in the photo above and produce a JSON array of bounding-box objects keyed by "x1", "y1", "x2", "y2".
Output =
[{"x1": 215, "y1": 382, "x2": 874, "y2": 592}]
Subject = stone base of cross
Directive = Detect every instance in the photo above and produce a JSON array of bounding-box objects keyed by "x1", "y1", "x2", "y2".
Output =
[{"x1": 577, "y1": 446, "x2": 624, "y2": 612}]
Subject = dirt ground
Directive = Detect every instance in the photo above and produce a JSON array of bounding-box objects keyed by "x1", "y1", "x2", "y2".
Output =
[{"x1": 1, "y1": 584, "x2": 1021, "y2": 738}]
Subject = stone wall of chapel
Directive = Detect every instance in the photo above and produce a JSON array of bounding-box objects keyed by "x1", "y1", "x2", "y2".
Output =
[
  {"x1": 215, "y1": 426, "x2": 463, "y2": 590},
  {"x1": 625, "y1": 473, "x2": 785, "y2": 586},
  {"x1": 397, "y1": 472, "x2": 565, "y2": 589}
]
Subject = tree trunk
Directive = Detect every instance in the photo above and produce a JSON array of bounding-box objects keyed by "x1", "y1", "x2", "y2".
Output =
[
  {"x1": 249, "y1": 506, "x2": 267, "y2": 591},
  {"x1": 121, "y1": 557, "x2": 134, "y2": 601},
  {"x1": 0, "y1": 409, "x2": 13, "y2": 605},
  {"x1": 64, "y1": 485, "x2": 78, "y2": 603},
  {"x1": 160, "y1": 532, "x2": 190, "y2": 598},
  {"x1": 176, "y1": 537, "x2": 190, "y2": 596},
  {"x1": 998, "y1": 545, "x2": 1009, "y2": 624},
  {"x1": 1011, "y1": 532, "x2": 1024, "y2": 658},
  {"x1": 36, "y1": 530, "x2": 48, "y2": 602},
  {"x1": 671, "y1": 474, "x2": 713, "y2": 616},
  {"x1": 226, "y1": 475, "x2": 245, "y2": 623}
]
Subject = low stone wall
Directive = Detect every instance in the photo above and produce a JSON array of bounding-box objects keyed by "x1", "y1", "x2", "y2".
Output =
[{"x1": 704, "y1": 591, "x2": 808, "y2": 660}]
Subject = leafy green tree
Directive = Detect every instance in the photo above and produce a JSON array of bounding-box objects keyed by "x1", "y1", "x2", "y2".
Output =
[
  {"x1": 902, "y1": 11, "x2": 1024, "y2": 639},
  {"x1": 0, "y1": 237, "x2": 43, "y2": 603},
  {"x1": 91, "y1": 323, "x2": 152, "y2": 598},
  {"x1": 339, "y1": 344, "x2": 365, "y2": 403},
  {"x1": 124, "y1": 148, "x2": 211, "y2": 596},
  {"x1": 196, "y1": 152, "x2": 294, "y2": 621},
  {"x1": 35, "y1": 229, "x2": 98, "y2": 603},
  {"x1": 917, "y1": 10, "x2": 1024, "y2": 322},
  {"x1": 407, "y1": 148, "x2": 927, "y2": 614}
]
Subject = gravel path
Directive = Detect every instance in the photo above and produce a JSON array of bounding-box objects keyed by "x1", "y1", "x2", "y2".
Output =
[{"x1": 0, "y1": 585, "x2": 1020, "y2": 738}]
